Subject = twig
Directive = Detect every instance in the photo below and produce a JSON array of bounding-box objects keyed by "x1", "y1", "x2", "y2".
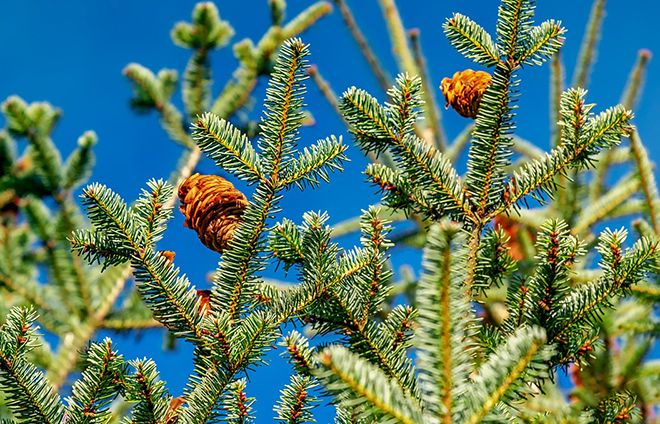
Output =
[
  {"x1": 572, "y1": 0, "x2": 606, "y2": 88},
  {"x1": 629, "y1": 129, "x2": 660, "y2": 234},
  {"x1": 590, "y1": 49, "x2": 651, "y2": 201},
  {"x1": 408, "y1": 28, "x2": 446, "y2": 151},
  {"x1": 378, "y1": 0, "x2": 417, "y2": 77},
  {"x1": 307, "y1": 64, "x2": 341, "y2": 117},
  {"x1": 333, "y1": 0, "x2": 391, "y2": 92}
]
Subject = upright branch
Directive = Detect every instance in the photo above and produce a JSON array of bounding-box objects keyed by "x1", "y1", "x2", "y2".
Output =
[
  {"x1": 333, "y1": 0, "x2": 391, "y2": 92},
  {"x1": 202, "y1": 39, "x2": 346, "y2": 321},
  {"x1": 573, "y1": 0, "x2": 607, "y2": 89}
]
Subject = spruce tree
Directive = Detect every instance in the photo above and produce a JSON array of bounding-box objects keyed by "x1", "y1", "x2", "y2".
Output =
[{"x1": 1, "y1": 0, "x2": 658, "y2": 423}]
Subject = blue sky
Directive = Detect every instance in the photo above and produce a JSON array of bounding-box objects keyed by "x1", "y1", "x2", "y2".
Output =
[{"x1": 1, "y1": 1, "x2": 658, "y2": 421}]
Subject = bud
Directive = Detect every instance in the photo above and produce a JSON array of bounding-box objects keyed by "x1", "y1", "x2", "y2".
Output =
[
  {"x1": 440, "y1": 69, "x2": 492, "y2": 119},
  {"x1": 159, "y1": 250, "x2": 176, "y2": 263},
  {"x1": 178, "y1": 173, "x2": 248, "y2": 253}
]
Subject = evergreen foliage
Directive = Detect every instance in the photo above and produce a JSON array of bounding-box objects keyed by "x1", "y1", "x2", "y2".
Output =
[{"x1": 1, "y1": 0, "x2": 659, "y2": 422}]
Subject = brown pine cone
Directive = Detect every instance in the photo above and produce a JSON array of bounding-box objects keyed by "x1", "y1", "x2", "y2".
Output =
[
  {"x1": 166, "y1": 396, "x2": 186, "y2": 424},
  {"x1": 178, "y1": 173, "x2": 248, "y2": 253},
  {"x1": 440, "y1": 69, "x2": 492, "y2": 119},
  {"x1": 493, "y1": 214, "x2": 535, "y2": 261},
  {"x1": 196, "y1": 289, "x2": 211, "y2": 315}
]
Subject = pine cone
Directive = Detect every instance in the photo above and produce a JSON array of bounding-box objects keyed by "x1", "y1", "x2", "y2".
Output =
[
  {"x1": 196, "y1": 289, "x2": 211, "y2": 315},
  {"x1": 440, "y1": 69, "x2": 492, "y2": 118},
  {"x1": 178, "y1": 173, "x2": 248, "y2": 253},
  {"x1": 166, "y1": 396, "x2": 186, "y2": 424},
  {"x1": 493, "y1": 214, "x2": 534, "y2": 261}
]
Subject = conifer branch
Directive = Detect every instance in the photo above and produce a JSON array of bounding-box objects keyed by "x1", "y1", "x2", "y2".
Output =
[
  {"x1": 525, "y1": 220, "x2": 585, "y2": 329},
  {"x1": 333, "y1": 0, "x2": 391, "y2": 92},
  {"x1": 496, "y1": 0, "x2": 535, "y2": 61},
  {"x1": 517, "y1": 20, "x2": 565, "y2": 66},
  {"x1": 24, "y1": 198, "x2": 80, "y2": 313},
  {"x1": 124, "y1": 64, "x2": 192, "y2": 148},
  {"x1": 281, "y1": 136, "x2": 348, "y2": 189},
  {"x1": 209, "y1": 40, "x2": 328, "y2": 321},
  {"x1": 307, "y1": 65, "x2": 390, "y2": 168},
  {"x1": 621, "y1": 49, "x2": 652, "y2": 111},
  {"x1": 377, "y1": 0, "x2": 417, "y2": 83},
  {"x1": 133, "y1": 179, "x2": 175, "y2": 248},
  {"x1": 73, "y1": 183, "x2": 204, "y2": 340},
  {"x1": 408, "y1": 28, "x2": 447, "y2": 150},
  {"x1": 209, "y1": 2, "x2": 331, "y2": 118},
  {"x1": 444, "y1": 13, "x2": 500, "y2": 67},
  {"x1": 0, "y1": 274, "x2": 59, "y2": 330},
  {"x1": 316, "y1": 345, "x2": 424, "y2": 424},
  {"x1": 171, "y1": 2, "x2": 234, "y2": 119},
  {"x1": 122, "y1": 359, "x2": 170, "y2": 423},
  {"x1": 183, "y1": 47, "x2": 211, "y2": 121},
  {"x1": 573, "y1": 174, "x2": 640, "y2": 235},
  {"x1": 550, "y1": 232, "x2": 658, "y2": 355},
  {"x1": 629, "y1": 129, "x2": 660, "y2": 234},
  {"x1": 590, "y1": 50, "x2": 650, "y2": 201},
  {"x1": 331, "y1": 205, "x2": 407, "y2": 239},
  {"x1": 192, "y1": 112, "x2": 264, "y2": 182},
  {"x1": 463, "y1": 326, "x2": 552, "y2": 424},
  {"x1": 3, "y1": 1, "x2": 658, "y2": 421},
  {"x1": 473, "y1": 228, "x2": 517, "y2": 293},
  {"x1": 274, "y1": 375, "x2": 319, "y2": 424},
  {"x1": 492, "y1": 88, "x2": 632, "y2": 218},
  {"x1": 272, "y1": 246, "x2": 375, "y2": 323},
  {"x1": 281, "y1": 331, "x2": 318, "y2": 377},
  {"x1": 338, "y1": 311, "x2": 416, "y2": 393},
  {"x1": 550, "y1": 52, "x2": 565, "y2": 149},
  {"x1": 101, "y1": 317, "x2": 160, "y2": 330},
  {"x1": 259, "y1": 40, "x2": 308, "y2": 177},
  {"x1": 341, "y1": 79, "x2": 474, "y2": 223},
  {"x1": 59, "y1": 211, "x2": 92, "y2": 315},
  {"x1": 365, "y1": 163, "x2": 443, "y2": 219},
  {"x1": 416, "y1": 222, "x2": 475, "y2": 422},
  {"x1": 46, "y1": 266, "x2": 129, "y2": 389},
  {"x1": 269, "y1": 218, "x2": 305, "y2": 270},
  {"x1": 281, "y1": 2, "x2": 332, "y2": 40},
  {"x1": 1, "y1": 98, "x2": 67, "y2": 193},
  {"x1": 178, "y1": 363, "x2": 226, "y2": 424},
  {"x1": 0, "y1": 308, "x2": 65, "y2": 423},
  {"x1": 465, "y1": 63, "x2": 516, "y2": 217},
  {"x1": 573, "y1": 0, "x2": 606, "y2": 88},
  {"x1": 222, "y1": 379, "x2": 255, "y2": 424},
  {"x1": 63, "y1": 130, "x2": 97, "y2": 190},
  {"x1": 65, "y1": 339, "x2": 125, "y2": 423},
  {"x1": 463, "y1": 0, "x2": 549, "y2": 217}
]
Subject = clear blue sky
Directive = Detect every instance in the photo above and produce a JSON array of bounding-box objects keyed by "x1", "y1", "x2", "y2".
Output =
[{"x1": 1, "y1": 1, "x2": 658, "y2": 421}]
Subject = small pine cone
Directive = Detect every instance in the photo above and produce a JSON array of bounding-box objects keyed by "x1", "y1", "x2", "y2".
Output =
[
  {"x1": 440, "y1": 69, "x2": 492, "y2": 118},
  {"x1": 178, "y1": 173, "x2": 249, "y2": 253},
  {"x1": 166, "y1": 396, "x2": 186, "y2": 424},
  {"x1": 196, "y1": 289, "x2": 211, "y2": 315}
]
